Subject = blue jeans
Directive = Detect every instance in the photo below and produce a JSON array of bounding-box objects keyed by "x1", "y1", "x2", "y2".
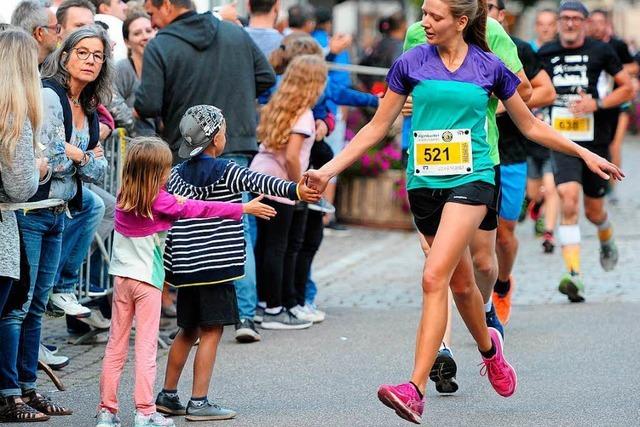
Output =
[
  {"x1": 53, "y1": 188, "x2": 105, "y2": 294},
  {"x1": 0, "y1": 209, "x2": 65, "y2": 396},
  {"x1": 220, "y1": 154, "x2": 257, "y2": 320},
  {"x1": 305, "y1": 275, "x2": 317, "y2": 305},
  {"x1": 0, "y1": 277, "x2": 12, "y2": 317}
]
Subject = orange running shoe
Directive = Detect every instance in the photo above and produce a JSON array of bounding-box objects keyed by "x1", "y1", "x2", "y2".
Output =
[{"x1": 492, "y1": 276, "x2": 515, "y2": 325}]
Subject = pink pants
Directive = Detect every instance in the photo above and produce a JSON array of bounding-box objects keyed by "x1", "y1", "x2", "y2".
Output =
[{"x1": 99, "y1": 276, "x2": 161, "y2": 415}]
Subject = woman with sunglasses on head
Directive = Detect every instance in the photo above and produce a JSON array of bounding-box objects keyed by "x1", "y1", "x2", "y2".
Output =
[
  {"x1": 305, "y1": 0, "x2": 622, "y2": 423},
  {"x1": 0, "y1": 25, "x2": 112, "y2": 422}
]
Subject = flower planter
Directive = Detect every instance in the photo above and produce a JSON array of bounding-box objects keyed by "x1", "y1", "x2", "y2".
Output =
[{"x1": 336, "y1": 169, "x2": 414, "y2": 230}]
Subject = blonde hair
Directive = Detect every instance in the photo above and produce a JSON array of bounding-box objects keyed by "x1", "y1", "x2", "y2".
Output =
[
  {"x1": 117, "y1": 137, "x2": 173, "y2": 219},
  {"x1": 0, "y1": 29, "x2": 42, "y2": 165},
  {"x1": 269, "y1": 33, "x2": 323, "y2": 75},
  {"x1": 258, "y1": 55, "x2": 327, "y2": 151}
]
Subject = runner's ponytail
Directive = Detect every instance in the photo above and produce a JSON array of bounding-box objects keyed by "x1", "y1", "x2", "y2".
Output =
[
  {"x1": 465, "y1": 0, "x2": 490, "y2": 52},
  {"x1": 447, "y1": 0, "x2": 490, "y2": 52}
]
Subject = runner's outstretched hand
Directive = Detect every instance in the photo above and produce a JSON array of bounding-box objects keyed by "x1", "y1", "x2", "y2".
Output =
[
  {"x1": 303, "y1": 169, "x2": 331, "y2": 194},
  {"x1": 243, "y1": 194, "x2": 277, "y2": 220},
  {"x1": 579, "y1": 148, "x2": 625, "y2": 181},
  {"x1": 297, "y1": 176, "x2": 321, "y2": 203}
]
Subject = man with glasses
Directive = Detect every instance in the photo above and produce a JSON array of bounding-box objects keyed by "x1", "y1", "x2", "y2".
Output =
[
  {"x1": 537, "y1": 1, "x2": 634, "y2": 303},
  {"x1": 10, "y1": 0, "x2": 59, "y2": 65}
]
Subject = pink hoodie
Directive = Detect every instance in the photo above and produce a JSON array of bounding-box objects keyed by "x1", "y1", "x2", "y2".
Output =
[{"x1": 114, "y1": 189, "x2": 243, "y2": 238}]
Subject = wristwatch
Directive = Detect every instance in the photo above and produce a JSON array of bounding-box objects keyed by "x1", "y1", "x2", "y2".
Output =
[{"x1": 596, "y1": 98, "x2": 605, "y2": 110}]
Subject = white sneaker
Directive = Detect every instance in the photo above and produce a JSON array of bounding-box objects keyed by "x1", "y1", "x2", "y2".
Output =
[
  {"x1": 38, "y1": 344, "x2": 69, "y2": 370},
  {"x1": 290, "y1": 305, "x2": 325, "y2": 323},
  {"x1": 79, "y1": 309, "x2": 111, "y2": 330},
  {"x1": 96, "y1": 408, "x2": 121, "y2": 427},
  {"x1": 134, "y1": 411, "x2": 175, "y2": 427},
  {"x1": 303, "y1": 303, "x2": 326, "y2": 323},
  {"x1": 49, "y1": 293, "x2": 91, "y2": 317}
]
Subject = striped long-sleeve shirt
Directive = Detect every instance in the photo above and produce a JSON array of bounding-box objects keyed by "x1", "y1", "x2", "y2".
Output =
[{"x1": 164, "y1": 156, "x2": 298, "y2": 286}]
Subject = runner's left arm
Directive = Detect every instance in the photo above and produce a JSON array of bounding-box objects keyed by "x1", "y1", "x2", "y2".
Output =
[{"x1": 503, "y1": 93, "x2": 623, "y2": 181}]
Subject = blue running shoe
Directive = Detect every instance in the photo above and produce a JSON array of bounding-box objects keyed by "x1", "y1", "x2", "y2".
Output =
[{"x1": 485, "y1": 305, "x2": 504, "y2": 339}]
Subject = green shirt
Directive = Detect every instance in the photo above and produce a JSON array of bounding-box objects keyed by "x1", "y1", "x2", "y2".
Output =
[{"x1": 402, "y1": 18, "x2": 523, "y2": 165}]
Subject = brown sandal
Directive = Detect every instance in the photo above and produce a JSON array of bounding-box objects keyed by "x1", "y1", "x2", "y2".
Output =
[
  {"x1": 0, "y1": 396, "x2": 50, "y2": 422},
  {"x1": 22, "y1": 390, "x2": 72, "y2": 416}
]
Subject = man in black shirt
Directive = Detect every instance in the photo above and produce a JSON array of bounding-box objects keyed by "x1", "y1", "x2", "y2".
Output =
[
  {"x1": 588, "y1": 9, "x2": 639, "y2": 202},
  {"x1": 487, "y1": 0, "x2": 557, "y2": 323},
  {"x1": 537, "y1": 1, "x2": 634, "y2": 303}
]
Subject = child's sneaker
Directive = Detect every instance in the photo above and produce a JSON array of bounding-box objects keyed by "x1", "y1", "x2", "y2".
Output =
[
  {"x1": 155, "y1": 391, "x2": 186, "y2": 415},
  {"x1": 96, "y1": 408, "x2": 121, "y2": 427},
  {"x1": 480, "y1": 327, "x2": 517, "y2": 397},
  {"x1": 377, "y1": 382, "x2": 424, "y2": 424},
  {"x1": 185, "y1": 400, "x2": 236, "y2": 421},
  {"x1": 134, "y1": 411, "x2": 175, "y2": 427}
]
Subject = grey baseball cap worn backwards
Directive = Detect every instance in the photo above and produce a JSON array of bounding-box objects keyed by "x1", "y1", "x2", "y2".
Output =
[{"x1": 178, "y1": 105, "x2": 225, "y2": 158}]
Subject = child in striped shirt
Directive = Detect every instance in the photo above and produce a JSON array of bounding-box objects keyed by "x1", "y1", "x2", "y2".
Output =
[{"x1": 155, "y1": 105, "x2": 319, "y2": 421}]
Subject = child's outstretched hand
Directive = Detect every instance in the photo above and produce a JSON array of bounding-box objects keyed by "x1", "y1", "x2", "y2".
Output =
[
  {"x1": 297, "y1": 177, "x2": 321, "y2": 203},
  {"x1": 243, "y1": 195, "x2": 277, "y2": 220}
]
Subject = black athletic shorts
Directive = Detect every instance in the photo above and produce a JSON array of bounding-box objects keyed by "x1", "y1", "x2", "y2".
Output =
[
  {"x1": 408, "y1": 180, "x2": 498, "y2": 236},
  {"x1": 176, "y1": 281, "x2": 239, "y2": 329},
  {"x1": 551, "y1": 144, "x2": 609, "y2": 199}
]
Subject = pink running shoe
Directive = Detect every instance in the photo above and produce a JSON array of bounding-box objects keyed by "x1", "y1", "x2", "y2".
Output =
[
  {"x1": 480, "y1": 327, "x2": 518, "y2": 397},
  {"x1": 377, "y1": 382, "x2": 424, "y2": 424}
]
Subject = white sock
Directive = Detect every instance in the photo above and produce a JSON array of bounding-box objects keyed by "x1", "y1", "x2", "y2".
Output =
[
  {"x1": 257, "y1": 301, "x2": 267, "y2": 309},
  {"x1": 265, "y1": 306, "x2": 282, "y2": 315},
  {"x1": 484, "y1": 301, "x2": 493, "y2": 313},
  {"x1": 440, "y1": 342, "x2": 453, "y2": 355},
  {"x1": 597, "y1": 217, "x2": 611, "y2": 231}
]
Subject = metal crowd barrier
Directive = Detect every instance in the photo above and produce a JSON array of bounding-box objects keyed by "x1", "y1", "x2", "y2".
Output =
[{"x1": 71, "y1": 129, "x2": 127, "y2": 344}]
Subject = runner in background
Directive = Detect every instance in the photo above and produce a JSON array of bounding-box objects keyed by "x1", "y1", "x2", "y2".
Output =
[
  {"x1": 523, "y1": 7, "x2": 560, "y2": 250},
  {"x1": 588, "y1": 9, "x2": 639, "y2": 204},
  {"x1": 528, "y1": 8, "x2": 557, "y2": 51},
  {"x1": 487, "y1": 0, "x2": 556, "y2": 325},
  {"x1": 537, "y1": 1, "x2": 634, "y2": 303}
]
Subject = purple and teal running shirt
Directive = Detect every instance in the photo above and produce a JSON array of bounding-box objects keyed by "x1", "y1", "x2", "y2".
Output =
[{"x1": 386, "y1": 43, "x2": 520, "y2": 190}]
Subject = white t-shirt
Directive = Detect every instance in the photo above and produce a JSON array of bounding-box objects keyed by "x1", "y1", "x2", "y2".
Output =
[{"x1": 95, "y1": 14, "x2": 127, "y2": 63}]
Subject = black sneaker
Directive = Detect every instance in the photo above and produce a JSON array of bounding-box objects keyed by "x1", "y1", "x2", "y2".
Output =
[
  {"x1": 235, "y1": 318, "x2": 261, "y2": 343},
  {"x1": 429, "y1": 347, "x2": 459, "y2": 394},
  {"x1": 185, "y1": 400, "x2": 236, "y2": 421},
  {"x1": 156, "y1": 391, "x2": 186, "y2": 415}
]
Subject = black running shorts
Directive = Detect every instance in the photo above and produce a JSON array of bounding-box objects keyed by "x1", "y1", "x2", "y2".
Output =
[
  {"x1": 551, "y1": 144, "x2": 610, "y2": 199},
  {"x1": 408, "y1": 180, "x2": 498, "y2": 237}
]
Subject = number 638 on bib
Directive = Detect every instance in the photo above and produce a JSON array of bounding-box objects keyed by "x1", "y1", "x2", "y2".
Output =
[{"x1": 413, "y1": 129, "x2": 473, "y2": 176}]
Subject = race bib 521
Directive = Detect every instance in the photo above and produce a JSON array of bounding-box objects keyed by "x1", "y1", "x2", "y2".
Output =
[{"x1": 413, "y1": 129, "x2": 473, "y2": 176}]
